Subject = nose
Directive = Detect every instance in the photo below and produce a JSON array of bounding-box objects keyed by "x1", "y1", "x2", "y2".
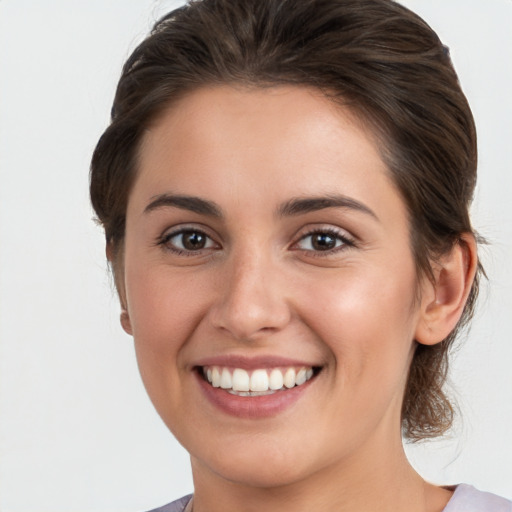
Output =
[{"x1": 209, "y1": 251, "x2": 292, "y2": 341}]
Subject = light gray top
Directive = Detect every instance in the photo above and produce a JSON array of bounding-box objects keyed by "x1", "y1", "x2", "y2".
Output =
[
  {"x1": 147, "y1": 484, "x2": 512, "y2": 512},
  {"x1": 443, "y1": 484, "x2": 512, "y2": 512}
]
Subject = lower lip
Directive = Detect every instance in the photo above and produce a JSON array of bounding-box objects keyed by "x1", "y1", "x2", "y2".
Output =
[{"x1": 195, "y1": 371, "x2": 315, "y2": 419}]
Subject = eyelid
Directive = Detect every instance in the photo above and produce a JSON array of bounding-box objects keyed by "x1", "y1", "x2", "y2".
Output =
[
  {"x1": 290, "y1": 225, "x2": 356, "y2": 254},
  {"x1": 155, "y1": 223, "x2": 355, "y2": 257},
  {"x1": 156, "y1": 224, "x2": 221, "y2": 255}
]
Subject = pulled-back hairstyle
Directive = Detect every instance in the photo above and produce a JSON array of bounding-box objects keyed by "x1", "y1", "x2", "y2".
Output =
[{"x1": 90, "y1": 0, "x2": 481, "y2": 440}]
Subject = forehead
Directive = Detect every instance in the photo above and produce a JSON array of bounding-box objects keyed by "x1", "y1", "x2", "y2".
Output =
[
  {"x1": 140, "y1": 85, "x2": 377, "y2": 170},
  {"x1": 131, "y1": 85, "x2": 405, "y2": 224}
]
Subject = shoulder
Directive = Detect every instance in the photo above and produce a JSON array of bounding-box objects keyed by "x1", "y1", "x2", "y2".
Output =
[
  {"x1": 145, "y1": 494, "x2": 193, "y2": 512},
  {"x1": 444, "y1": 484, "x2": 512, "y2": 512}
]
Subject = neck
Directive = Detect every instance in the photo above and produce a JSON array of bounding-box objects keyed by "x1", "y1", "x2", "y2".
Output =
[{"x1": 189, "y1": 431, "x2": 451, "y2": 512}]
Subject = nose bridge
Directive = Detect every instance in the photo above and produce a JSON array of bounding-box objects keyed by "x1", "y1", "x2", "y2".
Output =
[{"x1": 211, "y1": 244, "x2": 291, "y2": 340}]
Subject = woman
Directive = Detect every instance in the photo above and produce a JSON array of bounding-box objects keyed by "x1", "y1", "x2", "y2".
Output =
[{"x1": 90, "y1": 0, "x2": 511, "y2": 511}]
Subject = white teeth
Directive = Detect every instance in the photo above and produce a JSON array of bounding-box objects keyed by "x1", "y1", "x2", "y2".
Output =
[
  {"x1": 296, "y1": 368, "x2": 307, "y2": 386},
  {"x1": 250, "y1": 369, "x2": 269, "y2": 392},
  {"x1": 232, "y1": 368, "x2": 250, "y2": 392},
  {"x1": 220, "y1": 368, "x2": 232, "y2": 389},
  {"x1": 284, "y1": 368, "x2": 296, "y2": 388},
  {"x1": 269, "y1": 368, "x2": 284, "y2": 390},
  {"x1": 203, "y1": 365, "x2": 316, "y2": 394},
  {"x1": 211, "y1": 367, "x2": 221, "y2": 388}
]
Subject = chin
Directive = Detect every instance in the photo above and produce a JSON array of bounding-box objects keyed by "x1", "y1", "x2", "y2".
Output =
[
  {"x1": 207, "y1": 457, "x2": 312, "y2": 489},
  {"x1": 188, "y1": 434, "x2": 327, "y2": 490}
]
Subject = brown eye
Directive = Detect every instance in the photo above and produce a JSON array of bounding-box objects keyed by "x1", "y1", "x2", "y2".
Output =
[
  {"x1": 297, "y1": 231, "x2": 344, "y2": 252},
  {"x1": 310, "y1": 233, "x2": 337, "y2": 251},
  {"x1": 294, "y1": 228, "x2": 355, "y2": 255},
  {"x1": 180, "y1": 231, "x2": 207, "y2": 250},
  {"x1": 162, "y1": 229, "x2": 217, "y2": 253}
]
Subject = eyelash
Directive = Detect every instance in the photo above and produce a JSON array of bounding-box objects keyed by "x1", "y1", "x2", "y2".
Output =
[
  {"x1": 292, "y1": 227, "x2": 355, "y2": 256},
  {"x1": 156, "y1": 227, "x2": 355, "y2": 257},
  {"x1": 156, "y1": 228, "x2": 218, "y2": 257}
]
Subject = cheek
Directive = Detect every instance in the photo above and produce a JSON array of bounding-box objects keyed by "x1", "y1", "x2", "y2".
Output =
[
  {"x1": 302, "y1": 269, "x2": 419, "y2": 440},
  {"x1": 123, "y1": 263, "x2": 209, "y2": 407},
  {"x1": 125, "y1": 265, "x2": 217, "y2": 421},
  {"x1": 127, "y1": 267, "x2": 211, "y2": 351},
  {"x1": 297, "y1": 263, "x2": 419, "y2": 379}
]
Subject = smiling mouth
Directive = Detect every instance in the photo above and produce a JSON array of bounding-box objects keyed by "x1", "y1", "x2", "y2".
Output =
[{"x1": 199, "y1": 366, "x2": 321, "y2": 396}]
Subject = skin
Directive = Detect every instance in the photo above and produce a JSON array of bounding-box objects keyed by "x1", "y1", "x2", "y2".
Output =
[{"x1": 118, "y1": 86, "x2": 476, "y2": 512}]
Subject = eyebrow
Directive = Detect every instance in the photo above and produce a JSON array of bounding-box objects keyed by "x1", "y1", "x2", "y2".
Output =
[
  {"x1": 277, "y1": 194, "x2": 378, "y2": 220},
  {"x1": 143, "y1": 192, "x2": 378, "y2": 221},
  {"x1": 144, "y1": 194, "x2": 222, "y2": 217}
]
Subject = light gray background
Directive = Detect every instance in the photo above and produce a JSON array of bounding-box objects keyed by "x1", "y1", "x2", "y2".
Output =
[{"x1": 0, "y1": 1, "x2": 511, "y2": 511}]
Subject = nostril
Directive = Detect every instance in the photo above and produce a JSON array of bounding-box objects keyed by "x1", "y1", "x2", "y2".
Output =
[{"x1": 209, "y1": 298, "x2": 292, "y2": 341}]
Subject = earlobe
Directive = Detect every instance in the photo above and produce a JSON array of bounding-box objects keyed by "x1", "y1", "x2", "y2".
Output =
[
  {"x1": 415, "y1": 234, "x2": 478, "y2": 346},
  {"x1": 106, "y1": 241, "x2": 132, "y2": 335},
  {"x1": 120, "y1": 309, "x2": 133, "y2": 335}
]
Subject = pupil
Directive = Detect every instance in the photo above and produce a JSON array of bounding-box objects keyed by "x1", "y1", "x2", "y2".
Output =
[
  {"x1": 182, "y1": 231, "x2": 206, "y2": 250},
  {"x1": 312, "y1": 233, "x2": 336, "y2": 250}
]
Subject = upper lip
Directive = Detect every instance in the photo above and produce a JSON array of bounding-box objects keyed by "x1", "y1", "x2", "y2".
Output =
[{"x1": 192, "y1": 354, "x2": 322, "y2": 370}]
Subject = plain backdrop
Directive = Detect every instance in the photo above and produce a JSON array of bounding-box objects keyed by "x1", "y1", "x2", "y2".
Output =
[{"x1": 0, "y1": 1, "x2": 511, "y2": 511}]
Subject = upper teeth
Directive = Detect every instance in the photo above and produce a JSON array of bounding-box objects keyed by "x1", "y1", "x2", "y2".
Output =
[{"x1": 204, "y1": 366, "x2": 315, "y2": 394}]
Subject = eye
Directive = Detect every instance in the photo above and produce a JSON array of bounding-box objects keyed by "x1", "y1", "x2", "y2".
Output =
[
  {"x1": 159, "y1": 229, "x2": 218, "y2": 254},
  {"x1": 294, "y1": 229, "x2": 353, "y2": 253}
]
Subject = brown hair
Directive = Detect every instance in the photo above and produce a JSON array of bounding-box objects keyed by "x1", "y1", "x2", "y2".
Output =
[{"x1": 90, "y1": 0, "x2": 482, "y2": 440}]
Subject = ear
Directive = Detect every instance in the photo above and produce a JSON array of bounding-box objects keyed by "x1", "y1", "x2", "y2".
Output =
[
  {"x1": 415, "y1": 233, "x2": 478, "y2": 346},
  {"x1": 120, "y1": 309, "x2": 133, "y2": 335},
  {"x1": 106, "y1": 241, "x2": 133, "y2": 336}
]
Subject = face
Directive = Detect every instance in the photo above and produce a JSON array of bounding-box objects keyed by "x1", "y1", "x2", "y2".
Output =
[{"x1": 122, "y1": 86, "x2": 427, "y2": 488}]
